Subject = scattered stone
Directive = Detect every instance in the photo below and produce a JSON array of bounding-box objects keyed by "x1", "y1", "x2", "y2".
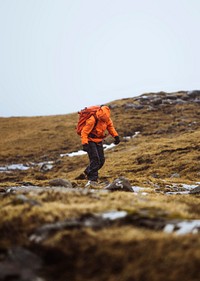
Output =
[
  {"x1": 39, "y1": 163, "x2": 53, "y2": 172},
  {"x1": 189, "y1": 185, "x2": 200, "y2": 194},
  {"x1": 194, "y1": 98, "x2": 200, "y2": 104},
  {"x1": 108, "y1": 104, "x2": 118, "y2": 109},
  {"x1": 165, "y1": 94, "x2": 179, "y2": 100},
  {"x1": 170, "y1": 173, "x2": 180, "y2": 178},
  {"x1": 134, "y1": 104, "x2": 144, "y2": 110},
  {"x1": 30, "y1": 214, "x2": 110, "y2": 243},
  {"x1": 18, "y1": 181, "x2": 36, "y2": 186},
  {"x1": 151, "y1": 98, "x2": 162, "y2": 106},
  {"x1": 12, "y1": 194, "x2": 41, "y2": 206},
  {"x1": 124, "y1": 103, "x2": 144, "y2": 110},
  {"x1": 139, "y1": 97, "x2": 150, "y2": 104},
  {"x1": 187, "y1": 90, "x2": 200, "y2": 99},
  {"x1": 49, "y1": 178, "x2": 73, "y2": 188},
  {"x1": 30, "y1": 209, "x2": 200, "y2": 244},
  {"x1": 176, "y1": 98, "x2": 186, "y2": 105},
  {"x1": 6, "y1": 186, "x2": 45, "y2": 194},
  {"x1": 105, "y1": 177, "x2": 133, "y2": 192}
]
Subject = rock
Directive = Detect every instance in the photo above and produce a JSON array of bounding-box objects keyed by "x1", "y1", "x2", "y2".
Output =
[
  {"x1": 30, "y1": 214, "x2": 110, "y2": 243},
  {"x1": 6, "y1": 186, "x2": 46, "y2": 194},
  {"x1": 0, "y1": 247, "x2": 42, "y2": 281},
  {"x1": 39, "y1": 163, "x2": 53, "y2": 172},
  {"x1": 165, "y1": 94, "x2": 178, "y2": 100},
  {"x1": 173, "y1": 99, "x2": 186, "y2": 105},
  {"x1": 139, "y1": 97, "x2": 151, "y2": 104},
  {"x1": 189, "y1": 185, "x2": 200, "y2": 194},
  {"x1": 109, "y1": 104, "x2": 118, "y2": 109},
  {"x1": 30, "y1": 211, "x2": 128, "y2": 243},
  {"x1": 105, "y1": 177, "x2": 133, "y2": 192},
  {"x1": 124, "y1": 103, "x2": 144, "y2": 110},
  {"x1": 12, "y1": 194, "x2": 41, "y2": 206},
  {"x1": 18, "y1": 181, "x2": 36, "y2": 186},
  {"x1": 187, "y1": 90, "x2": 200, "y2": 99},
  {"x1": 124, "y1": 103, "x2": 135, "y2": 109},
  {"x1": 194, "y1": 98, "x2": 200, "y2": 104},
  {"x1": 170, "y1": 173, "x2": 180, "y2": 178},
  {"x1": 151, "y1": 98, "x2": 162, "y2": 106},
  {"x1": 134, "y1": 104, "x2": 144, "y2": 110},
  {"x1": 49, "y1": 178, "x2": 73, "y2": 188}
]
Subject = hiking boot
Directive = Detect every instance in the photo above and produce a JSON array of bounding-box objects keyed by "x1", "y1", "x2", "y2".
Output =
[
  {"x1": 75, "y1": 173, "x2": 87, "y2": 180},
  {"x1": 85, "y1": 180, "x2": 99, "y2": 188}
]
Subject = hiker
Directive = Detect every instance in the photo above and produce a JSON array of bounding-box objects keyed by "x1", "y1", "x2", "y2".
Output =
[{"x1": 78, "y1": 105, "x2": 120, "y2": 187}]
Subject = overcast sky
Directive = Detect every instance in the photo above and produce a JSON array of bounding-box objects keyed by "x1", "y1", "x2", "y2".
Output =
[{"x1": 0, "y1": 0, "x2": 200, "y2": 117}]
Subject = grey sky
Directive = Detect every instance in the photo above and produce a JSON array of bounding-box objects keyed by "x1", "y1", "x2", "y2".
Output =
[{"x1": 0, "y1": 0, "x2": 200, "y2": 117}]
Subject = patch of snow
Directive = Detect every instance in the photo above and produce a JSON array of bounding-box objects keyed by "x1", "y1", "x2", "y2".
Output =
[
  {"x1": 37, "y1": 161, "x2": 54, "y2": 166},
  {"x1": 101, "y1": 210, "x2": 127, "y2": 220},
  {"x1": 0, "y1": 167, "x2": 7, "y2": 172},
  {"x1": 0, "y1": 164, "x2": 29, "y2": 171},
  {"x1": 132, "y1": 186, "x2": 147, "y2": 193},
  {"x1": 141, "y1": 192, "x2": 148, "y2": 196},
  {"x1": 181, "y1": 183, "x2": 199, "y2": 190},
  {"x1": 166, "y1": 191, "x2": 190, "y2": 195},
  {"x1": 60, "y1": 143, "x2": 117, "y2": 157},
  {"x1": 60, "y1": 150, "x2": 87, "y2": 157},
  {"x1": 165, "y1": 182, "x2": 200, "y2": 195},
  {"x1": 164, "y1": 224, "x2": 175, "y2": 233},
  {"x1": 60, "y1": 133, "x2": 140, "y2": 158},
  {"x1": 0, "y1": 161, "x2": 56, "y2": 173},
  {"x1": 123, "y1": 131, "x2": 140, "y2": 140},
  {"x1": 164, "y1": 220, "x2": 200, "y2": 235},
  {"x1": 103, "y1": 143, "x2": 116, "y2": 150}
]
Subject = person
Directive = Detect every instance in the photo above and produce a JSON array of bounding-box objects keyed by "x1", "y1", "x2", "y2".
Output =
[{"x1": 80, "y1": 105, "x2": 120, "y2": 187}]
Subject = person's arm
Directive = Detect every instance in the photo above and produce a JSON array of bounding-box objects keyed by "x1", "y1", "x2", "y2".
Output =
[
  {"x1": 81, "y1": 116, "x2": 96, "y2": 145},
  {"x1": 107, "y1": 118, "x2": 120, "y2": 144}
]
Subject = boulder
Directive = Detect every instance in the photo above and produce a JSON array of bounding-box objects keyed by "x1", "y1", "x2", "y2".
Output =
[
  {"x1": 49, "y1": 178, "x2": 73, "y2": 188},
  {"x1": 106, "y1": 177, "x2": 133, "y2": 192}
]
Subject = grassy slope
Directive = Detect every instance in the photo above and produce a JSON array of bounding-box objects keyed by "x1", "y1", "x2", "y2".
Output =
[
  {"x1": 0, "y1": 91, "x2": 200, "y2": 281},
  {"x1": 0, "y1": 91, "x2": 200, "y2": 185}
]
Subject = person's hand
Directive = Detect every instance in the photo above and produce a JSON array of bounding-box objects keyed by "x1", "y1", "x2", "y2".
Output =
[
  {"x1": 83, "y1": 144, "x2": 89, "y2": 152},
  {"x1": 114, "y1": 136, "x2": 120, "y2": 145}
]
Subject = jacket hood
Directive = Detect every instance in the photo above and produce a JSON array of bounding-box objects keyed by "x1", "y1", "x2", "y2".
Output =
[{"x1": 96, "y1": 106, "x2": 110, "y2": 122}]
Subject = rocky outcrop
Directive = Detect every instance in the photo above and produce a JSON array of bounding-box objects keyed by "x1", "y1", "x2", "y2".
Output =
[{"x1": 123, "y1": 90, "x2": 200, "y2": 110}]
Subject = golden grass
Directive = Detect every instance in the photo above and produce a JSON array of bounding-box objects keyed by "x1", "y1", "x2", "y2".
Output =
[{"x1": 0, "y1": 92, "x2": 200, "y2": 281}]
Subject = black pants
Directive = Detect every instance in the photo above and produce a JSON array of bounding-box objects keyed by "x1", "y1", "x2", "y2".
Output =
[{"x1": 85, "y1": 141, "x2": 105, "y2": 181}]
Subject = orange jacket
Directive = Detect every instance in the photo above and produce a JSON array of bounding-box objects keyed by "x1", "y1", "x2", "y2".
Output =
[{"x1": 81, "y1": 106, "x2": 118, "y2": 144}]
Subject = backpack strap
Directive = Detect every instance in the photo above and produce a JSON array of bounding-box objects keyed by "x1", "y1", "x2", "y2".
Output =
[{"x1": 88, "y1": 115, "x2": 99, "y2": 138}]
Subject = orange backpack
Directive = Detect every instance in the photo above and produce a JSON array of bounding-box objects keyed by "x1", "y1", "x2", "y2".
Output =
[{"x1": 76, "y1": 105, "x2": 100, "y2": 135}]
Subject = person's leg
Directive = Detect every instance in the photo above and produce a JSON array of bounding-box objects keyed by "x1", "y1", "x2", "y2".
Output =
[
  {"x1": 96, "y1": 142, "x2": 105, "y2": 169},
  {"x1": 85, "y1": 142, "x2": 102, "y2": 181}
]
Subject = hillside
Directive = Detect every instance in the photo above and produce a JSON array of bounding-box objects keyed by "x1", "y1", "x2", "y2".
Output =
[
  {"x1": 0, "y1": 91, "x2": 200, "y2": 281},
  {"x1": 1, "y1": 90, "x2": 200, "y2": 185}
]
